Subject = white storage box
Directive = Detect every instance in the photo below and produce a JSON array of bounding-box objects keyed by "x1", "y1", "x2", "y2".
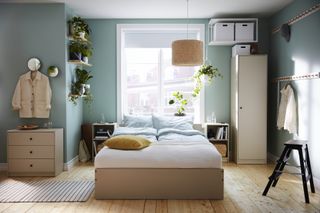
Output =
[
  {"x1": 232, "y1": 45, "x2": 250, "y2": 57},
  {"x1": 213, "y1": 23, "x2": 234, "y2": 41},
  {"x1": 235, "y1": 23, "x2": 254, "y2": 41}
]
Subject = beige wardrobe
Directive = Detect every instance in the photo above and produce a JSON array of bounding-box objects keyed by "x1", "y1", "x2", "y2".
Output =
[{"x1": 231, "y1": 55, "x2": 267, "y2": 164}]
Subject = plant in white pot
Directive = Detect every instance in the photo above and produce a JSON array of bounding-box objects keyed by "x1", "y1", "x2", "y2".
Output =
[
  {"x1": 69, "y1": 68, "x2": 93, "y2": 105},
  {"x1": 192, "y1": 64, "x2": 222, "y2": 97},
  {"x1": 81, "y1": 44, "x2": 93, "y2": 64},
  {"x1": 68, "y1": 16, "x2": 91, "y2": 40}
]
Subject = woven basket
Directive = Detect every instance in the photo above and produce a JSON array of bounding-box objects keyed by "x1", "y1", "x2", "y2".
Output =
[{"x1": 214, "y1": 144, "x2": 227, "y2": 157}]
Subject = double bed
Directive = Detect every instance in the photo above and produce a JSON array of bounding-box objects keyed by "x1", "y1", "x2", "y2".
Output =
[{"x1": 95, "y1": 115, "x2": 224, "y2": 199}]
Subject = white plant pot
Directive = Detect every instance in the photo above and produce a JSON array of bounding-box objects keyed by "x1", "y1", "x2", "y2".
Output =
[
  {"x1": 82, "y1": 57, "x2": 89, "y2": 64},
  {"x1": 79, "y1": 32, "x2": 85, "y2": 39},
  {"x1": 79, "y1": 84, "x2": 86, "y2": 96}
]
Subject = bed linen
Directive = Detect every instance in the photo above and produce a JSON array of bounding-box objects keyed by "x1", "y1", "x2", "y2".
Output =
[
  {"x1": 157, "y1": 128, "x2": 207, "y2": 142},
  {"x1": 95, "y1": 127, "x2": 222, "y2": 169}
]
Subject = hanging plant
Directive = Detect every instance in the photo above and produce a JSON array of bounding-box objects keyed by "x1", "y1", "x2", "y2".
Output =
[{"x1": 192, "y1": 64, "x2": 222, "y2": 97}]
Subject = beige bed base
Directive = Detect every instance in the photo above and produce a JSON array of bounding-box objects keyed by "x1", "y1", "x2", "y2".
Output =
[{"x1": 95, "y1": 168, "x2": 224, "y2": 199}]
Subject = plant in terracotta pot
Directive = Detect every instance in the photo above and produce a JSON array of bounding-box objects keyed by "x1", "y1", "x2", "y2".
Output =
[{"x1": 168, "y1": 91, "x2": 188, "y2": 116}]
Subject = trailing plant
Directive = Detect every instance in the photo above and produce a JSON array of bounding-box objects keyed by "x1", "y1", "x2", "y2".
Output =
[
  {"x1": 168, "y1": 91, "x2": 188, "y2": 116},
  {"x1": 192, "y1": 64, "x2": 222, "y2": 97},
  {"x1": 81, "y1": 44, "x2": 93, "y2": 57},
  {"x1": 68, "y1": 68, "x2": 93, "y2": 105},
  {"x1": 68, "y1": 16, "x2": 91, "y2": 37},
  {"x1": 168, "y1": 64, "x2": 222, "y2": 115}
]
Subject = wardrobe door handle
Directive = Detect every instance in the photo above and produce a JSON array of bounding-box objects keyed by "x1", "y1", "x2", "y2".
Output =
[
  {"x1": 30, "y1": 164, "x2": 33, "y2": 167},
  {"x1": 29, "y1": 150, "x2": 33, "y2": 154}
]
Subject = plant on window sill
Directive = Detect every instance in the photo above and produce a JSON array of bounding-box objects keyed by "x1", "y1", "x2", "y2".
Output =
[{"x1": 168, "y1": 91, "x2": 188, "y2": 116}]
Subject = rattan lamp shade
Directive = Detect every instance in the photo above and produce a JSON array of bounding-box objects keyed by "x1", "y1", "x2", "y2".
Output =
[{"x1": 172, "y1": 39, "x2": 203, "y2": 66}]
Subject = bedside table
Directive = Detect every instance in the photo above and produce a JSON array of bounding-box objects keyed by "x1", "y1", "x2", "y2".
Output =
[
  {"x1": 203, "y1": 123, "x2": 229, "y2": 162},
  {"x1": 92, "y1": 123, "x2": 117, "y2": 159}
]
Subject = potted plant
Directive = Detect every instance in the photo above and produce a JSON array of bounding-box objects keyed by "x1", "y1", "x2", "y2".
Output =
[
  {"x1": 168, "y1": 91, "x2": 188, "y2": 116},
  {"x1": 69, "y1": 41, "x2": 83, "y2": 60},
  {"x1": 68, "y1": 16, "x2": 91, "y2": 39},
  {"x1": 81, "y1": 44, "x2": 93, "y2": 64},
  {"x1": 69, "y1": 68, "x2": 93, "y2": 105},
  {"x1": 192, "y1": 64, "x2": 222, "y2": 97}
]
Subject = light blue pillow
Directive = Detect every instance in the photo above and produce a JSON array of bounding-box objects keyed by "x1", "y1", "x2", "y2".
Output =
[
  {"x1": 122, "y1": 115, "x2": 153, "y2": 128},
  {"x1": 152, "y1": 114, "x2": 193, "y2": 130}
]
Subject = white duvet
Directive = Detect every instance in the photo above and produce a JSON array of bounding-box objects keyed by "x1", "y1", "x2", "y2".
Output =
[{"x1": 95, "y1": 127, "x2": 222, "y2": 169}]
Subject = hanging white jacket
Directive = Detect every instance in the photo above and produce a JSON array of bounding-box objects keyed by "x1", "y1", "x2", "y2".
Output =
[
  {"x1": 277, "y1": 84, "x2": 297, "y2": 134},
  {"x1": 12, "y1": 71, "x2": 52, "y2": 118}
]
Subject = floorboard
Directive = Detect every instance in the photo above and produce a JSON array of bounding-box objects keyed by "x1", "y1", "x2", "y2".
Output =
[{"x1": 0, "y1": 162, "x2": 319, "y2": 213}]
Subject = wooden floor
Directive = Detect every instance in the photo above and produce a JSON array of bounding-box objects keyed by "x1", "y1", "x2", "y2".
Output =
[{"x1": 0, "y1": 162, "x2": 319, "y2": 213}]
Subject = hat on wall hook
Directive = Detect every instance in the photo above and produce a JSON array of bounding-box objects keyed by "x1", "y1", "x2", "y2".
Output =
[{"x1": 280, "y1": 23, "x2": 291, "y2": 42}]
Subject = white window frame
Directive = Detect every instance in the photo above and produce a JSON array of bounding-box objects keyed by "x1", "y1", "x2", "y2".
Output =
[{"x1": 117, "y1": 24, "x2": 205, "y2": 123}]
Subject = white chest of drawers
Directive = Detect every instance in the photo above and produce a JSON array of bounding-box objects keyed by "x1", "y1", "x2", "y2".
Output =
[{"x1": 7, "y1": 128, "x2": 63, "y2": 176}]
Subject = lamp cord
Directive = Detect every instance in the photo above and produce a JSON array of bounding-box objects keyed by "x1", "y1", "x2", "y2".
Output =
[{"x1": 186, "y1": 0, "x2": 189, "y2": 40}]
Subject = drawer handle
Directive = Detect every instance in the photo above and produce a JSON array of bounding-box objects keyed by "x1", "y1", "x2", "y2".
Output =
[
  {"x1": 30, "y1": 164, "x2": 33, "y2": 167},
  {"x1": 29, "y1": 137, "x2": 33, "y2": 141},
  {"x1": 29, "y1": 151, "x2": 33, "y2": 154}
]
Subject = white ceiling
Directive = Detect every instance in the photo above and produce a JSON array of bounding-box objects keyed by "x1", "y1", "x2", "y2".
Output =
[{"x1": 0, "y1": 0, "x2": 294, "y2": 19}]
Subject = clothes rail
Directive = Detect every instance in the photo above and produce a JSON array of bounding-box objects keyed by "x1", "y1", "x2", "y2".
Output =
[
  {"x1": 272, "y1": 3, "x2": 320, "y2": 34},
  {"x1": 272, "y1": 72, "x2": 320, "y2": 83},
  {"x1": 273, "y1": 72, "x2": 320, "y2": 116}
]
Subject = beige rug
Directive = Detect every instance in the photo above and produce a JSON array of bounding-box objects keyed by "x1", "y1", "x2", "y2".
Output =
[{"x1": 0, "y1": 180, "x2": 94, "y2": 202}]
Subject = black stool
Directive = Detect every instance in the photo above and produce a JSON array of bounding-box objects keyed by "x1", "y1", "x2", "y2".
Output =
[{"x1": 262, "y1": 140, "x2": 315, "y2": 203}]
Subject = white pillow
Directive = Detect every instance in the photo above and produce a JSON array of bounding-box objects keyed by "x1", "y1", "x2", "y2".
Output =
[
  {"x1": 152, "y1": 114, "x2": 193, "y2": 130},
  {"x1": 122, "y1": 115, "x2": 153, "y2": 128}
]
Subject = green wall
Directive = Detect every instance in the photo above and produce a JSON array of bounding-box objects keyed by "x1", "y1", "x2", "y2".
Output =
[
  {"x1": 268, "y1": 0, "x2": 320, "y2": 179},
  {"x1": 65, "y1": 7, "x2": 84, "y2": 163},
  {"x1": 0, "y1": 4, "x2": 83, "y2": 164},
  {"x1": 83, "y1": 18, "x2": 268, "y2": 125}
]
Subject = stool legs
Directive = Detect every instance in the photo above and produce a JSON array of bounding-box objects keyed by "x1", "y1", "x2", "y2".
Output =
[
  {"x1": 272, "y1": 148, "x2": 292, "y2": 187},
  {"x1": 305, "y1": 145, "x2": 315, "y2": 193},
  {"x1": 263, "y1": 142, "x2": 315, "y2": 203},
  {"x1": 262, "y1": 146, "x2": 289, "y2": 196},
  {"x1": 298, "y1": 148, "x2": 309, "y2": 203}
]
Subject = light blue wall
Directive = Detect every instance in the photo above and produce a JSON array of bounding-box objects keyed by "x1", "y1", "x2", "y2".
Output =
[
  {"x1": 268, "y1": 0, "x2": 320, "y2": 179},
  {"x1": 0, "y1": 3, "x2": 83, "y2": 163},
  {"x1": 65, "y1": 7, "x2": 84, "y2": 162},
  {"x1": 83, "y1": 19, "x2": 268, "y2": 125}
]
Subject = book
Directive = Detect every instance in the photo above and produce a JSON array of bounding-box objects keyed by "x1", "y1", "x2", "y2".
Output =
[{"x1": 215, "y1": 127, "x2": 224, "y2": 140}]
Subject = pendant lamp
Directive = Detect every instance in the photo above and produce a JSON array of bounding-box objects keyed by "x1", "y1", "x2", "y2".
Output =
[{"x1": 172, "y1": 0, "x2": 203, "y2": 66}]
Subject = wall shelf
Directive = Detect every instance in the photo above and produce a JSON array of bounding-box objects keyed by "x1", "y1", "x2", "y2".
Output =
[
  {"x1": 208, "y1": 18, "x2": 258, "y2": 46},
  {"x1": 68, "y1": 60, "x2": 92, "y2": 66}
]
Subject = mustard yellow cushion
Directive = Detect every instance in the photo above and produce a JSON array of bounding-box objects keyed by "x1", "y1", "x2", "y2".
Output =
[{"x1": 104, "y1": 135, "x2": 151, "y2": 150}]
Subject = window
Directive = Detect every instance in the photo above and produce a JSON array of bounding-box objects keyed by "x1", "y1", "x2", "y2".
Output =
[{"x1": 117, "y1": 24, "x2": 205, "y2": 123}]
